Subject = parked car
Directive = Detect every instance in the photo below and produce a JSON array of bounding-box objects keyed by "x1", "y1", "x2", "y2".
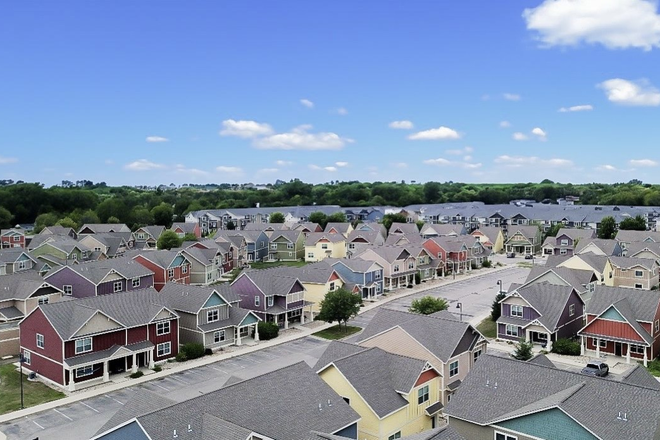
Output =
[
  {"x1": 506, "y1": 252, "x2": 516, "y2": 258},
  {"x1": 581, "y1": 361, "x2": 609, "y2": 377},
  {"x1": 524, "y1": 254, "x2": 534, "y2": 260}
]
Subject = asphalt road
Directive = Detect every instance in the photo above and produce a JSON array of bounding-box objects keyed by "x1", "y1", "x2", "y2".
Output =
[{"x1": 0, "y1": 265, "x2": 530, "y2": 440}]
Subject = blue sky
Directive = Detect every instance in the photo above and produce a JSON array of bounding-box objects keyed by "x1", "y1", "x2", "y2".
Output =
[{"x1": 1, "y1": 0, "x2": 660, "y2": 186}]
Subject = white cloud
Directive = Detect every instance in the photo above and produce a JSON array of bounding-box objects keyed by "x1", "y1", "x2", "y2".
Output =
[
  {"x1": 254, "y1": 125, "x2": 352, "y2": 150},
  {"x1": 389, "y1": 120, "x2": 414, "y2": 130},
  {"x1": 0, "y1": 156, "x2": 18, "y2": 164},
  {"x1": 392, "y1": 162, "x2": 408, "y2": 168},
  {"x1": 598, "y1": 78, "x2": 660, "y2": 106},
  {"x1": 275, "y1": 160, "x2": 293, "y2": 166},
  {"x1": 220, "y1": 119, "x2": 274, "y2": 138},
  {"x1": 463, "y1": 155, "x2": 472, "y2": 161},
  {"x1": 499, "y1": 121, "x2": 512, "y2": 128},
  {"x1": 124, "y1": 159, "x2": 166, "y2": 171},
  {"x1": 446, "y1": 146, "x2": 474, "y2": 155},
  {"x1": 146, "y1": 136, "x2": 169, "y2": 143},
  {"x1": 495, "y1": 155, "x2": 574, "y2": 168},
  {"x1": 559, "y1": 104, "x2": 594, "y2": 112},
  {"x1": 596, "y1": 164, "x2": 618, "y2": 171},
  {"x1": 503, "y1": 93, "x2": 521, "y2": 101},
  {"x1": 335, "y1": 161, "x2": 349, "y2": 167},
  {"x1": 335, "y1": 107, "x2": 348, "y2": 115},
  {"x1": 300, "y1": 98, "x2": 314, "y2": 108},
  {"x1": 629, "y1": 159, "x2": 658, "y2": 167},
  {"x1": 512, "y1": 132, "x2": 529, "y2": 141},
  {"x1": 523, "y1": 0, "x2": 660, "y2": 51},
  {"x1": 215, "y1": 166, "x2": 244, "y2": 174},
  {"x1": 408, "y1": 126, "x2": 461, "y2": 141},
  {"x1": 174, "y1": 165, "x2": 209, "y2": 177},
  {"x1": 423, "y1": 158, "x2": 482, "y2": 169},
  {"x1": 531, "y1": 127, "x2": 548, "y2": 140},
  {"x1": 309, "y1": 164, "x2": 338, "y2": 172},
  {"x1": 257, "y1": 168, "x2": 280, "y2": 174}
]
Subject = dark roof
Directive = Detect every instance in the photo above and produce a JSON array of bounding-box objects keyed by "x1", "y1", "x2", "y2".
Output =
[
  {"x1": 388, "y1": 222, "x2": 419, "y2": 235},
  {"x1": 95, "y1": 390, "x2": 177, "y2": 437},
  {"x1": 171, "y1": 222, "x2": 198, "y2": 234},
  {"x1": 0, "y1": 248, "x2": 34, "y2": 264},
  {"x1": 0, "y1": 271, "x2": 57, "y2": 301},
  {"x1": 306, "y1": 232, "x2": 346, "y2": 244},
  {"x1": 236, "y1": 268, "x2": 301, "y2": 296},
  {"x1": 621, "y1": 365, "x2": 660, "y2": 390},
  {"x1": 511, "y1": 282, "x2": 578, "y2": 331},
  {"x1": 328, "y1": 257, "x2": 383, "y2": 273},
  {"x1": 528, "y1": 354, "x2": 556, "y2": 368},
  {"x1": 586, "y1": 285, "x2": 660, "y2": 322},
  {"x1": 445, "y1": 354, "x2": 660, "y2": 440},
  {"x1": 400, "y1": 425, "x2": 465, "y2": 440},
  {"x1": 556, "y1": 228, "x2": 596, "y2": 241},
  {"x1": 0, "y1": 306, "x2": 23, "y2": 320},
  {"x1": 525, "y1": 266, "x2": 596, "y2": 291},
  {"x1": 575, "y1": 238, "x2": 620, "y2": 256},
  {"x1": 159, "y1": 283, "x2": 239, "y2": 315},
  {"x1": 616, "y1": 230, "x2": 660, "y2": 243},
  {"x1": 314, "y1": 340, "x2": 368, "y2": 371},
  {"x1": 324, "y1": 223, "x2": 352, "y2": 234},
  {"x1": 608, "y1": 255, "x2": 656, "y2": 270},
  {"x1": 47, "y1": 258, "x2": 153, "y2": 284}
]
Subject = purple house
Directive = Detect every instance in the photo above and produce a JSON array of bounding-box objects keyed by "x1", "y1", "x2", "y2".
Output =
[
  {"x1": 496, "y1": 281, "x2": 584, "y2": 351},
  {"x1": 44, "y1": 258, "x2": 154, "y2": 298},
  {"x1": 230, "y1": 268, "x2": 312, "y2": 328}
]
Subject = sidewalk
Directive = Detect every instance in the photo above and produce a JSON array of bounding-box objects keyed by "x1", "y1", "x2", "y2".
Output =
[{"x1": 0, "y1": 263, "x2": 515, "y2": 424}]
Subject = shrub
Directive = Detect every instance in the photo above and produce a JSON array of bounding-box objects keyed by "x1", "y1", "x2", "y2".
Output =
[
  {"x1": 258, "y1": 321, "x2": 280, "y2": 340},
  {"x1": 551, "y1": 338, "x2": 581, "y2": 356},
  {"x1": 181, "y1": 343, "x2": 205, "y2": 360},
  {"x1": 175, "y1": 352, "x2": 188, "y2": 362},
  {"x1": 152, "y1": 365, "x2": 162, "y2": 372},
  {"x1": 130, "y1": 371, "x2": 144, "y2": 379},
  {"x1": 471, "y1": 261, "x2": 478, "y2": 270},
  {"x1": 414, "y1": 273, "x2": 421, "y2": 285},
  {"x1": 204, "y1": 348, "x2": 213, "y2": 356},
  {"x1": 482, "y1": 259, "x2": 492, "y2": 268},
  {"x1": 512, "y1": 339, "x2": 534, "y2": 361}
]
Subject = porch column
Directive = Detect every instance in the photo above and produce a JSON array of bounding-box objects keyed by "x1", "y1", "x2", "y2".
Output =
[
  {"x1": 68, "y1": 369, "x2": 76, "y2": 392},
  {"x1": 300, "y1": 310, "x2": 305, "y2": 325},
  {"x1": 253, "y1": 323, "x2": 259, "y2": 342},
  {"x1": 389, "y1": 278, "x2": 392, "y2": 290},
  {"x1": 148, "y1": 350, "x2": 155, "y2": 369},
  {"x1": 525, "y1": 329, "x2": 531, "y2": 343},
  {"x1": 580, "y1": 336, "x2": 585, "y2": 356},
  {"x1": 546, "y1": 334, "x2": 553, "y2": 352},
  {"x1": 131, "y1": 353, "x2": 137, "y2": 374},
  {"x1": 644, "y1": 347, "x2": 648, "y2": 367},
  {"x1": 626, "y1": 344, "x2": 631, "y2": 364},
  {"x1": 103, "y1": 361, "x2": 110, "y2": 382},
  {"x1": 284, "y1": 313, "x2": 289, "y2": 330},
  {"x1": 236, "y1": 328, "x2": 242, "y2": 346},
  {"x1": 596, "y1": 339, "x2": 600, "y2": 357}
]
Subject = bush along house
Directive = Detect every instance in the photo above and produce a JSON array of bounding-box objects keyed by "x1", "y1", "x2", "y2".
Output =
[{"x1": 19, "y1": 287, "x2": 178, "y2": 391}]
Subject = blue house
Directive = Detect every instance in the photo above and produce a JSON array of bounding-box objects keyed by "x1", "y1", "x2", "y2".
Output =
[
  {"x1": 329, "y1": 257, "x2": 385, "y2": 301},
  {"x1": 233, "y1": 230, "x2": 269, "y2": 262}
]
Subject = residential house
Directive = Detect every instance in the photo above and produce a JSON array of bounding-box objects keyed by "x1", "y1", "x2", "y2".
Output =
[
  {"x1": 0, "y1": 272, "x2": 63, "y2": 357},
  {"x1": 452, "y1": 235, "x2": 490, "y2": 268},
  {"x1": 541, "y1": 228, "x2": 596, "y2": 256},
  {"x1": 420, "y1": 223, "x2": 466, "y2": 238},
  {"x1": 352, "y1": 308, "x2": 488, "y2": 406},
  {"x1": 346, "y1": 229, "x2": 386, "y2": 257},
  {"x1": 215, "y1": 241, "x2": 235, "y2": 274},
  {"x1": 78, "y1": 223, "x2": 131, "y2": 235},
  {"x1": 328, "y1": 258, "x2": 385, "y2": 301},
  {"x1": 422, "y1": 237, "x2": 470, "y2": 276},
  {"x1": 389, "y1": 222, "x2": 420, "y2": 236},
  {"x1": 291, "y1": 222, "x2": 323, "y2": 235},
  {"x1": 78, "y1": 233, "x2": 131, "y2": 258},
  {"x1": 305, "y1": 233, "x2": 347, "y2": 262},
  {"x1": 92, "y1": 362, "x2": 361, "y2": 440},
  {"x1": 622, "y1": 241, "x2": 660, "y2": 262},
  {"x1": 0, "y1": 249, "x2": 37, "y2": 276},
  {"x1": 550, "y1": 252, "x2": 610, "y2": 284},
  {"x1": 231, "y1": 268, "x2": 311, "y2": 328},
  {"x1": 243, "y1": 222, "x2": 290, "y2": 237},
  {"x1": 19, "y1": 287, "x2": 178, "y2": 390},
  {"x1": 289, "y1": 263, "x2": 345, "y2": 318},
  {"x1": 504, "y1": 226, "x2": 542, "y2": 255},
  {"x1": 578, "y1": 285, "x2": 660, "y2": 366},
  {"x1": 29, "y1": 236, "x2": 92, "y2": 265},
  {"x1": 496, "y1": 282, "x2": 585, "y2": 350},
  {"x1": 316, "y1": 343, "x2": 443, "y2": 440},
  {"x1": 1, "y1": 228, "x2": 26, "y2": 249},
  {"x1": 132, "y1": 225, "x2": 165, "y2": 249},
  {"x1": 470, "y1": 227, "x2": 504, "y2": 253},
  {"x1": 324, "y1": 222, "x2": 354, "y2": 238},
  {"x1": 385, "y1": 232, "x2": 424, "y2": 246},
  {"x1": 44, "y1": 258, "x2": 155, "y2": 298},
  {"x1": 268, "y1": 230, "x2": 305, "y2": 261},
  {"x1": 575, "y1": 238, "x2": 623, "y2": 256},
  {"x1": 170, "y1": 222, "x2": 201, "y2": 239},
  {"x1": 131, "y1": 250, "x2": 191, "y2": 291},
  {"x1": 404, "y1": 245, "x2": 440, "y2": 282},
  {"x1": 604, "y1": 256, "x2": 659, "y2": 290},
  {"x1": 214, "y1": 232, "x2": 249, "y2": 267},
  {"x1": 39, "y1": 225, "x2": 77, "y2": 239},
  {"x1": 615, "y1": 229, "x2": 660, "y2": 250},
  {"x1": 234, "y1": 230, "x2": 269, "y2": 262},
  {"x1": 522, "y1": 266, "x2": 598, "y2": 303},
  {"x1": 444, "y1": 354, "x2": 660, "y2": 440},
  {"x1": 179, "y1": 245, "x2": 224, "y2": 285},
  {"x1": 159, "y1": 283, "x2": 260, "y2": 350},
  {"x1": 353, "y1": 246, "x2": 417, "y2": 290},
  {"x1": 353, "y1": 221, "x2": 387, "y2": 237}
]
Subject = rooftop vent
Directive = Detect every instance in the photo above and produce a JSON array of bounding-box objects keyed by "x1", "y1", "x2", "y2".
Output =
[{"x1": 617, "y1": 412, "x2": 628, "y2": 421}]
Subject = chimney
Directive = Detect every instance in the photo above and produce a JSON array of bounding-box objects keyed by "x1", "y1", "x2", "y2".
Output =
[
  {"x1": 318, "y1": 403, "x2": 322, "y2": 411},
  {"x1": 187, "y1": 424, "x2": 192, "y2": 432},
  {"x1": 173, "y1": 430, "x2": 178, "y2": 438}
]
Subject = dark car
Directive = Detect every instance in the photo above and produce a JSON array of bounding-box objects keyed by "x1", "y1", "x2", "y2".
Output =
[
  {"x1": 506, "y1": 252, "x2": 516, "y2": 258},
  {"x1": 524, "y1": 254, "x2": 534, "y2": 260},
  {"x1": 581, "y1": 361, "x2": 609, "y2": 377}
]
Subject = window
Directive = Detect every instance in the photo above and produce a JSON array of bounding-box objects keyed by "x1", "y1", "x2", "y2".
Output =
[
  {"x1": 506, "y1": 325, "x2": 518, "y2": 337},
  {"x1": 560, "y1": 239, "x2": 568, "y2": 246},
  {"x1": 635, "y1": 283, "x2": 643, "y2": 289},
  {"x1": 214, "y1": 330, "x2": 225, "y2": 343},
  {"x1": 656, "y1": 320, "x2": 659, "y2": 333},
  {"x1": 207, "y1": 309, "x2": 219, "y2": 323},
  {"x1": 167, "y1": 268, "x2": 175, "y2": 279},
  {"x1": 75, "y1": 337, "x2": 92, "y2": 354},
  {"x1": 18, "y1": 261, "x2": 26, "y2": 270},
  {"x1": 182, "y1": 264, "x2": 188, "y2": 274},
  {"x1": 36, "y1": 333, "x2": 44, "y2": 349},
  {"x1": 408, "y1": 260, "x2": 415, "y2": 269},
  {"x1": 630, "y1": 344, "x2": 645, "y2": 354},
  {"x1": 131, "y1": 277, "x2": 140, "y2": 288},
  {"x1": 348, "y1": 243, "x2": 355, "y2": 250},
  {"x1": 75, "y1": 365, "x2": 94, "y2": 378},
  {"x1": 270, "y1": 243, "x2": 277, "y2": 250},
  {"x1": 94, "y1": 247, "x2": 102, "y2": 252},
  {"x1": 13, "y1": 235, "x2": 20, "y2": 242},
  {"x1": 495, "y1": 433, "x2": 517, "y2": 440},
  {"x1": 321, "y1": 244, "x2": 328, "y2": 250},
  {"x1": 207, "y1": 272, "x2": 213, "y2": 281},
  {"x1": 417, "y1": 385, "x2": 429, "y2": 404},
  {"x1": 38, "y1": 297, "x2": 49, "y2": 305},
  {"x1": 393, "y1": 264, "x2": 400, "y2": 273},
  {"x1": 22, "y1": 350, "x2": 31, "y2": 365},
  {"x1": 307, "y1": 252, "x2": 314, "y2": 259},
  {"x1": 63, "y1": 285, "x2": 72, "y2": 296},
  {"x1": 374, "y1": 271, "x2": 381, "y2": 280},
  {"x1": 248, "y1": 254, "x2": 254, "y2": 262},
  {"x1": 287, "y1": 243, "x2": 294, "y2": 250},
  {"x1": 113, "y1": 281, "x2": 122, "y2": 293},
  {"x1": 510, "y1": 305, "x2": 523, "y2": 318},
  {"x1": 137, "y1": 233, "x2": 145, "y2": 240},
  {"x1": 592, "y1": 338, "x2": 607, "y2": 348},
  {"x1": 72, "y1": 253, "x2": 78, "y2": 261},
  {"x1": 560, "y1": 249, "x2": 567, "y2": 255},
  {"x1": 156, "y1": 321, "x2": 170, "y2": 335},
  {"x1": 473, "y1": 349, "x2": 482, "y2": 363},
  {"x1": 329, "y1": 282, "x2": 336, "y2": 291},
  {"x1": 388, "y1": 432, "x2": 402, "y2": 440},
  {"x1": 568, "y1": 304, "x2": 575, "y2": 317},
  {"x1": 157, "y1": 342, "x2": 171, "y2": 357},
  {"x1": 449, "y1": 360, "x2": 459, "y2": 377},
  {"x1": 255, "y1": 296, "x2": 260, "y2": 307},
  {"x1": 266, "y1": 296, "x2": 274, "y2": 307},
  {"x1": 635, "y1": 270, "x2": 644, "y2": 278},
  {"x1": 376, "y1": 283, "x2": 382, "y2": 293}
]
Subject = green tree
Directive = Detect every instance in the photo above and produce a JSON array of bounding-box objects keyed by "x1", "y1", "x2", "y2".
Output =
[
  {"x1": 157, "y1": 230, "x2": 183, "y2": 250},
  {"x1": 416, "y1": 220, "x2": 425, "y2": 231},
  {"x1": 56, "y1": 217, "x2": 77, "y2": 229},
  {"x1": 0, "y1": 207, "x2": 13, "y2": 229},
  {"x1": 544, "y1": 223, "x2": 563, "y2": 239},
  {"x1": 618, "y1": 215, "x2": 646, "y2": 231},
  {"x1": 151, "y1": 203, "x2": 174, "y2": 227},
  {"x1": 309, "y1": 212, "x2": 328, "y2": 228},
  {"x1": 382, "y1": 213, "x2": 407, "y2": 231},
  {"x1": 512, "y1": 339, "x2": 534, "y2": 361},
  {"x1": 106, "y1": 216, "x2": 121, "y2": 224},
  {"x1": 226, "y1": 220, "x2": 236, "y2": 230},
  {"x1": 598, "y1": 216, "x2": 616, "y2": 239},
  {"x1": 326, "y1": 212, "x2": 347, "y2": 223},
  {"x1": 423, "y1": 182, "x2": 442, "y2": 203},
  {"x1": 409, "y1": 296, "x2": 449, "y2": 315},
  {"x1": 490, "y1": 292, "x2": 506, "y2": 321},
  {"x1": 34, "y1": 212, "x2": 58, "y2": 233},
  {"x1": 269, "y1": 212, "x2": 285, "y2": 223},
  {"x1": 316, "y1": 288, "x2": 362, "y2": 331},
  {"x1": 129, "y1": 207, "x2": 155, "y2": 229},
  {"x1": 182, "y1": 232, "x2": 198, "y2": 242}
]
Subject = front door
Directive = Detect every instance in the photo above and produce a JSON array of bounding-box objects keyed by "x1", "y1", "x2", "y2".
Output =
[{"x1": 615, "y1": 342, "x2": 622, "y2": 357}]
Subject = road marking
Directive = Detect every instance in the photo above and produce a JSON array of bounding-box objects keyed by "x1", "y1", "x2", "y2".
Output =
[
  {"x1": 105, "y1": 394, "x2": 124, "y2": 405},
  {"x1": 169, "y1": 375, "x2": 190, "y2": 384},
  {"x1": 80, "y1": 401, "x2": 99, "y2": 413},
  {"x1": 152, "y1": 382, "x2": 170, "y2": 391},
  {"x1": 53, "y1": 408, "x2": 73, "y2": 421},
  {"x1": 31, "y1": 419, "x2": 45, "y2": 430}
]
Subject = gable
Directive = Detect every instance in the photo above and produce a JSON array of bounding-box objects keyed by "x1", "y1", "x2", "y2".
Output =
[
  {"x1": 358, "y1": 327, "x2": 442, "y2": 371},
  {"x1": 528, "y1": 271, "x2": 569, "y2": 287},
  {"x1": 97, "y1": 420, "x2": 150, "y2": 440},
  {"x1": 100, "y1": 271, "x2": 124, "y2": 284},
  {"x1": 601, "y1": 306, "x2": 625, "y2": 322},
  {"x1": 73, "y1": 311, "x2": 124, "y2": 338},
  {"x1": 289, "y1": 280, "x2": 305, "y2": 294},
  {"x1": 171, "y1": 255, "x2": 186, "y2": 267},
  {"x1": 238, "y1": 313, "x2": 260, "y2": 327},
  {"x1": 153, "y1": 308, "x2": 176, "y2": 321},
  {"x1": 496, "y1": 408, "x2": 597, "y2": 440},
  {"x1": 204, "y1": 292, "x2": 228, "y2": 308}
]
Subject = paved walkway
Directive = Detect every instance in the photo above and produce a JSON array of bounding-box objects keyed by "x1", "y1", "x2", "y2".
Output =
[{"x1": 0, "y1": 264, "x2": 514, "y2": 424}]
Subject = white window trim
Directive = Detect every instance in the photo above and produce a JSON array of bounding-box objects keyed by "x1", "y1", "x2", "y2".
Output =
[
  {"x1": 255, "y1": 296, "x2": 260, "y2": 307},
  {"x1": 167, "y1": 268, "x2": 175, "y2": 278},
  {"x1": 182, "y1": 264, "x2": 188, "y2": 274},
  {"x1": 22, "y1": 350, "x2": 31, "y2": 365},
  {"x1": 417, "y1": 384, "x2": 429, "y2": 405},
  {"x1": 207, "y1": 309, "x2": 219, "y2": 323},
  {"x1": 506, "y1": 324, "x2": 518, "y2": 337},
  {"x1": 113, "y1": 280, "x2": 123, "y2": 293},
  {"x1": 75, "y1": 337, "x2": 92, "y2": 354},
  {"x1": 132, "y1": 277, "x2": 140, "y2": 288},
  {"x1": 592, "y1": 338, "x2": 607, "y2": 348},
  {"x1": 156, "y1": 321, "x2": 171, "y2": 336},
  {"x1": 449, "y1": 360, "x2": 459, "y2": 377},
  {"x1": 494, "y1": 432, "x2": 518, "y2": 440},
  {"x1": 214, "y1": 330, "x2": 226, "y2": 342},
  {"x1": 511, "y1": 305, "x2": 523, "y2": 318},
  {"x1": 568, "y1": 304, "x2": 575, "y2": 317},
  {"x1": 267, "y1": 296, "x2": 274, "y2": 307},
  {"x1": 63, "y1": 285, "x2": 73, "y2": 296},
  {"x1": 635, "y1": 270, "x2": 644, "y2": 278},
  {"x1": 36, "y1": 333, "x2": 44, "y2": 349},
  {"x1": 157, "y1": 342, "x2": 171, "y2": 357},
  {"x1": 75, "y1": 365, "x2": 94, "y2": 378}
]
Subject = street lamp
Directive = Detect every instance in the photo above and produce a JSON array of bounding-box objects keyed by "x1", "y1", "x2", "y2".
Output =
[
  {"x1": 19, "y1": 353, "x2": 26, "y2": 409},
  {"x1": 456, "y1": 302, "x2": 463, "y2": 322},
  {"x1": 497, "y1": 280, "x2": 502, "y2": 295}
]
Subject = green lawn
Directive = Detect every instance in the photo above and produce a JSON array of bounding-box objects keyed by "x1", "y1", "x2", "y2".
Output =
[
  {"x1": 313, "y1": 325, "x2": 362, "y2": 340},
  {"x1": 477, "y1": 317, "x2": 497, "y2": 339},
  {"x1": 647, "y1": 359, "x2": 660, "y2": 377},
  {"x1": 249, "y1": 261, "x2": 308, "y2": 269},
  {"x1": 0, "y1": 364, "x2": 65, "y2": 415}
]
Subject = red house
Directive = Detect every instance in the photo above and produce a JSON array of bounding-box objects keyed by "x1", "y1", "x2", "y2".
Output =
[
  {"x1": 20, "y1": 288, "x2": 178, "y2": 390},
  {"x1": 132, "y1": 250, "x2": 191, "y2": 291},
  {"x1": 1, "y1": 228, "x2": 25, "y2": 249},
  {"x1": 578, "y1": 286, "x2": 660, "y2": 366},
  {"x1": 170, "y1": 222, "x2": 201, "y2": 239},
  {"x1": 422, "y1": 237, "x2": 469, "y2": 275}
]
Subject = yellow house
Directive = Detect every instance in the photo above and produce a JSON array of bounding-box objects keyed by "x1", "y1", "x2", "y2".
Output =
[
  {"x1": 294, "y1": 264, "x2": 345, "y2": 318},
  {"x1": 324, "y1": 222, "x2": 355, "y2": 238},
  {"x1": 603, "y1": 256, "x2": 659, "y2": 290},
  {"x1": 556, "y1": 253, "x2": 609, "y2": 283},
  {"x1": 471, "y1": 226, "x2": 505, "y2": 254},
  {"x1": 305, "y1": 233, "x2": 347, "y2": 262},
  {"x1": 316, "y1": 343, "x2": 443, "y2": 440}
]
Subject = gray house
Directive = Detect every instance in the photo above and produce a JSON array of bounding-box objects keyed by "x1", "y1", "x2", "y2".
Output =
[{"x1": 328, "y1": 257, "x2": 384, "y2": 300}]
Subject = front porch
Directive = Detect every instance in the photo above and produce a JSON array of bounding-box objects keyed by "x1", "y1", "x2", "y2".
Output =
[
  {"x1": 264, "y1": 301, "x2": 314, "y2": 329},
  {"x1": 385, "y1": 271, "x2": 416, "y2": 291},
  {"x1": 579, "y1": 335, "x2": 650, "y2": 366}
]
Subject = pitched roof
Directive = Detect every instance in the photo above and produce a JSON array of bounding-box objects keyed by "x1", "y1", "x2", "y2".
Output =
[
  {"x1": 0, "y1": 248, "x2": 35, "y2": 264},
  {"x1": 353, "y1": 245, "x2": 411, "y2": 263},
  {"x1": 159, "y1": 282, "x2": 240, "y2": 314},
  {"x1": 270, "y1": 229, "x2": 304, "y2": 243},
  {"x1": 555, "y1": 228, "x2": 596, "y2": 241},
  {"x1": 524, "y1": 266, "x2": 596, "y2": 291},
  {"x1": 305, "y1": 232, "x2": 346, "y2": 245},
  {"x1": 399, "y1": 426, "x2": 466, "y2": 440},
  {"x1": 586, "y1": 285, "x2": 660, "y2": 322},
  {"x1": 354, "y1": 308, "x2": 482, "y2": 362},
  {"x1": 621, "y1": 365, "x2": 660, "y2": 390},
  {"x1": 79, "y1": 223, "x2": 131, "y2": 234},
  {"x1": 506, "y1": 226, "x2": 539, "y2": 241},
  {"x1": 608, "y1": 255, "x2": 656, "y2": 271},
  {"x1": 324, "y1": 222, "x2": 352, "y2": 234},
  {"x1": 444, "y1": 354, "x2": 660, "y2": 440},
  {"x1": 131, "y1": 249, "x2": 185, "y2": 269},
  {"x1": 421, "y1": 223, "x2": 465, "y2": 236},
  {"x1": 95, "y1": 389, "x2": 177, "y2": 437},
  {"x1": 528, "y1": 354, "x2": 556, "y2": 368},
  {"x1": 388, "y1": 222, "x2": 419, "y2": 236},
  {"x1": 170, "y1": 222, "x2": 198, "y2": 234},
  {"x1": 624, "y1": 241, "x2": 660, "y2": 259},
  {"x1": 327, "y1": 257, "x2": 383, "y2": 273},
  {"x1": 615, "y1": 230, "x2": 660, "y2": 243},
  {"x1": 314, "y1": 340, "x2": 368, "y2": 371},
  {"x1": 47, "y1": 258, "x2": 154, "y2": 284},
  {"x1": 575, "y1": 238, "x2": 620, "y2": 255},
  {"x1": 346, "y1": 229, "x2": 383, "y2": 244},
  {"x1": 511, "y1": 282, "x2": 578, "y2": 331},
  {"x1": 0, "y1": 271, "x2": 58, "y2": 301},
  {"x1": 471, "y1": 226, "x2": 503, "y2": 242},
  {"x1": 236, "y1": 267, "x2": 301, "y2": 296}
]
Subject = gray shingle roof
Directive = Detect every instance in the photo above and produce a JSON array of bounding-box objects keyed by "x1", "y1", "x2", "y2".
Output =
[
  {"x1": 399, "y1": 425, "x2": 465, "y2": 440},
  {"x1": 270, "y1": 229, "x2": 304, "y2": 243},
  {"x1": 389, "y1": 223, "x2": 420, "y2": 236},
  {"x1": 354, "y1": 246, "x2": 411, "y2": 264},
  {"x1": 616, "y1": 230, "x2": 660, "y2": 243},
  {"x1": 511, "y1": 282, "x2": 578, "y2": 331},
  {"x1": 324, "y1": 223, "x2": 352, "y2": 234},
  {"x1": 444, "y1": 354, "x2": 660, "y2": 440},
  {"x1": 0, "y1": 306, "x2": 23, "y2": 320},
  {"x1": 48, "y1": 258, "x2": 154, "y2": 284},
  {"x1": 327, "y1": 257, "x2": 383, "y2": 273},
  {"x1": 625, "y1": 241, "x2": 660, "y2": 259},
  {"x1": 79, "y1": 223, "x2": 131, "y2": 234},
  {"x1": 586, "y1": 285, "x2": 660, "y2": 322},
  {"x1": 306, "y1": 232, "x2": 346, "y2": 245},
  {"x1": 0, "y1": 248, "x2": 34, "y2": 264},
  {"x1": 608, "y1": 255, "x2": 656, "y2": 270},
  {"x1": 159, "y1": 282, "x2": 239, "y2": 314},
  {"x1": 314, "y1": 340, "x2": 368, "y2": 371},
  {"x1": 528, "y1": 354, "x2": 556, "y2": 368},
  {"x1": 524, "y1": 266, "x2": 596, "y2": 292},
  {"x1": 575, "y1": 238, "x2": 621, "y2": 255},
  {"x1": 0, "y1": 271, "x2": 56, "y2": 301},
  {"x1": 556, "y1": 228, "x2": 596, "y2": 241},
  {"x1": 621, "y1": 365, "x2": 660, "y2": 390},
  {"x1": 95, "y1": 389, "x2": 177, "y2": 437},
  {"x1": 346, "y1": 229, "x2": 383, "y2": 244},
  {"x1": 237, "y1": 268, "x2": 301, "y2": 296},
  {"x1": 171, "y1": 222, "x2": 198, "y2": 234}
]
